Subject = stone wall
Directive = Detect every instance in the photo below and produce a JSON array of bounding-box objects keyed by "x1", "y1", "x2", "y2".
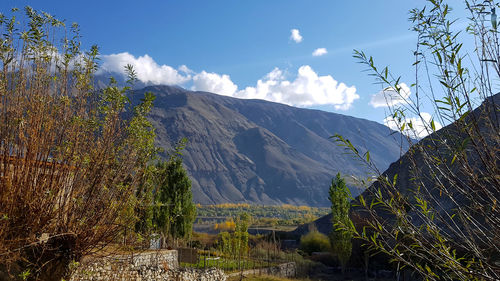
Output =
[{"x1": 70, "y1": 250, "x2": 226, "y2": 281}]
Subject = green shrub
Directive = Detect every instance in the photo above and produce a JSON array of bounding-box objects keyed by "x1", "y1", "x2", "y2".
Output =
[{"x1": 299, "y1": 230, "x2": 330, "y2": 255}]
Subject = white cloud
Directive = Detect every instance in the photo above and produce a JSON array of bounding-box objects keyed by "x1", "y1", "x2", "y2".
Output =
[
  {"x1": 178, "y1": 64, "x2": 194, "y2": 74},
  {"x1": 192, "y1": 71, "x2": 238, "y2": 97},
  {"x1": 190, "y1": 65, "x2": 359, "y2": 110},
  {"x1": 98, "y1": 53, "x2": 359, "y2": 110},
  {"x1": 237, "y1": 65, "x2": 359, "y2": 110},
  {"x1": 312, "y1": 48, "x2": 328, "y2": 56},
  {"x1": 98, "y1": 52, "x2": 191, "y2": 85},
  {"x1": 290, "y1": 29, "x2": 303, "y2": 43},
  {"x1": 370, "y1": 83, "x2": 411, "y2": 108},
  {"x1": 384, "y1": 112, "x2": 443, "y2": 138}
]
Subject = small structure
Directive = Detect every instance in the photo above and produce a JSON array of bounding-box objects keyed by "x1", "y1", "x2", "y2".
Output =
[{"x1": 149, "y1": 234, "x2": 161, "y2": 250}]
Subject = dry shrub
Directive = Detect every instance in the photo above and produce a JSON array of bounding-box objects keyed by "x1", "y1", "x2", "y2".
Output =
[{"x1": 0, "y1": 7, "x2": 156, "y2": 280}]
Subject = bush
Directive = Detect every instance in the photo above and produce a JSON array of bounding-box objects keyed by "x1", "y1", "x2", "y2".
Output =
[
  {"x1": 299, "y1": 230, "x2": 331, "y2": 255},
  {"x1": 0, "y1": 7, "x2": 156, "y2": 280}
]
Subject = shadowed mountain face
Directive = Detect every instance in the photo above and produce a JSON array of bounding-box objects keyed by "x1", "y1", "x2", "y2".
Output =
[
  {"x1": 293, "y1": 93, "x2": 500, "y2": 234},
  {"x1": 132, "y1": 85, "x2": 407, "y2": 207}
]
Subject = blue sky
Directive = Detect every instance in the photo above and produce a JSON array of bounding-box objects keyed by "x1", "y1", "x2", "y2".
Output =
[{"x1": 3, "y1": 0, "x2": 475, "y2": 133}]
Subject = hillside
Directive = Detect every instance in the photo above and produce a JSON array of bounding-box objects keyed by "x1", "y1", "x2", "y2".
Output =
[
  {"x1": 131, "y1": 85, "x2": 408, "y2": 206},
  {"x1": 292, "y1": 93, "x2": 500, "y2": 234}
]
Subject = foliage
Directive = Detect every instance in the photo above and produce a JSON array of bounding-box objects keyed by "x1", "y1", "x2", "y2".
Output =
[
  {"x1": 0, "y1": 7, "x2": 157, "y2": 280},
  {"x1": 196, "y1": 203, "x2": 329, "y2": 227},
  {"x1": 328, "y1": 173, "x2": 353, "y2": 273},
  {"x1": 299, "y1": 229, "x2": 331, "y2": 255},
  {"x1": 218, "y1": 213, "x2": 250, "y2": 261},
  {"x1": 214, "y1": 218, "x2": 236, "y2": 231},
  {"x1": 187, "y1": 237, "x2": 312, "y2": 277},
  {"x1": 335, "y1": 0, "x2": 500, "y2": 280},
  {"x1": 153, "y1": 141, "x2": 196, "y2": 242},
  {"x1": 133, "y1": 164, "x2": 156, "y2": 236}
]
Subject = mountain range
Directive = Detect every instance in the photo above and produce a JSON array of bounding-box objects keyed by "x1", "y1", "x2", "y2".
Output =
[{"x1": 129, "y1": 85, "x2": 408, "y2": 207}]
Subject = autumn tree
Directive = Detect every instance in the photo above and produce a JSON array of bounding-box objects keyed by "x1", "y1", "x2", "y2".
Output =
[{"x1": 0, "y1": 8, "x2": 156, "y2": 280}]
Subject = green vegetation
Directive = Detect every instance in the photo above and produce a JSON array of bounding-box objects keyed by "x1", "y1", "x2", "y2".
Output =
[
  {"x1": 5, "y1": 2, "x2": 499, "y2": 280},
  {"x1": 133, "y1": 138, "x2": 197, "y2": 246},
  {"x1": 153, "y1": 139, "x2": 197, "y2": 243},
  {"x1": 219, "y1": 213, "x2": 250, "y2": 264},
  {"x1": 184, "y1": 240, "x2": 315, "y2": 276},
  {"x1": 328, "y1": 173, "x2": 352, "y2": 275},
  {"x1": 187, "y1": 214, "x2": 317, "y2": 277},
  {"x1": 299, "y1": 229, "x2": 331, "y2": 255},
  {"x1": 0, "y1": 7, "x2": 157, "y2": 280},
  {"x1": 196, "y1": 203, "x2": 329, "y2": 227},
  {"x1": 0, "y1": 7, "x2": 200, "y2": 279},
  {"x1": 134, "y1": 164, "x2": 156, "y2": 237},
  {"x1": 183, "y1": 251, "x2": 275, "y2": 272},
  {"x1": 335, "y1": 0, "x2": 500, "y2": 280}
]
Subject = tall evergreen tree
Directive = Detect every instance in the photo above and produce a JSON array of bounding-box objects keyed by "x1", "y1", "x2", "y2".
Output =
[
  {"x1": 328, "y1": 173, "x2": 353, "y2": 275},
  {"x1": 153, "y1": 151, "x2": 196, "y2": 244}
]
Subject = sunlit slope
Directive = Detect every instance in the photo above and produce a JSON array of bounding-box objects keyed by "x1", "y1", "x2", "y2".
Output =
[{"x1": 132, "y1": 85, "x2": 407, "y2": 206}]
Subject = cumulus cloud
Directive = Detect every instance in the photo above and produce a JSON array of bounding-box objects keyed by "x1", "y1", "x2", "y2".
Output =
[
  {"x1": 384, "y1": 112, "x2": 443, "y2": 138},
  {"x1": 312, "y1": 48, "x2": 328, "y2": 56},
  {"x1": 237, "y1": 65, "x2": 359, "y2": 110},
  {"x1": 290, "y1": 29, "x2": 303, "y2": 43},
  {"x1": 192, "y1": 71, "x2": 238, "y2": 96},
  {"x1": 190, "y1": 65, "x2": 358, "y2": 110},
  {"x1": 98, "y1": 52, "x2": 191, "y2": 85},
  {"x1": 370, "y1": 83, "x2": 411, "y2": 108},
  {"x1": 178, "y1": 64, "x2": 194, "y2": 74},
  {"x1": 98, "y1": 53, "x2": 359, "y2": 110}
]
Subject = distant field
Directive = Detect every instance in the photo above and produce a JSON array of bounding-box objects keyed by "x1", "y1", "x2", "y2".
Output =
[{"x1": 195, "y1": 203, "x2": 330, "y2": 232}]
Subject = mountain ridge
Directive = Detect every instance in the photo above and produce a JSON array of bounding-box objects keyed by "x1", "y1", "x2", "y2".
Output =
[
  {"x1": 130, "y1": 84, "x2": 409, "y2": 207},
  {"x1": 292, "y1": 92, "x2": 499, "y2": 234}
]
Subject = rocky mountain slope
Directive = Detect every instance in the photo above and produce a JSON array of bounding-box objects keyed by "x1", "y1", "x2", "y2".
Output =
[
  {"x1": 131, "y1": 85, "x2": 408, "y2": 206},
  {"x1": 293, "y1": 93, "x2": 499, "y2": 233}
]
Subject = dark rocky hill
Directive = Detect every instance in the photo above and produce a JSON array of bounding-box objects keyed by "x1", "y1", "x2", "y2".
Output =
[
  {"x1": 292, "y1": 93, "x2": 499, "y2": 234},
  {"x1": 131, "y1": 85, "x2": 408, "y2": 206}
]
